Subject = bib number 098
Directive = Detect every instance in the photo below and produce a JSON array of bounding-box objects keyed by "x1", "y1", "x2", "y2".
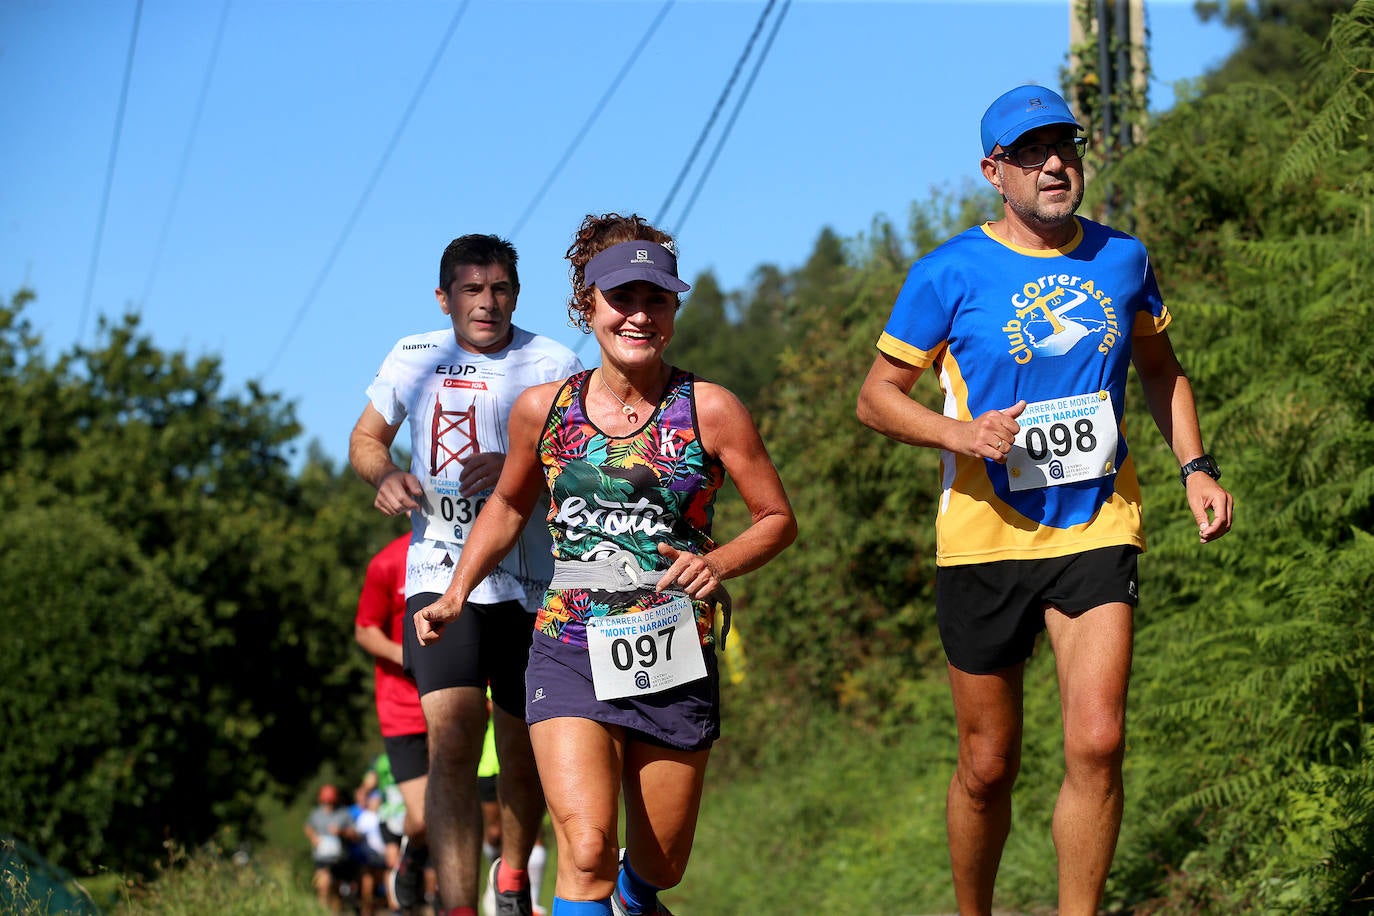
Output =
[{"x1": 1023, "y1": 419, "x2": 1098, "y2": 461}]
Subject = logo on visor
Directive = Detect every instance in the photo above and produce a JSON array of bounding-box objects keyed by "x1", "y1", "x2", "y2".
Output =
[{"x1": 631, "y1": 249, "x2": 653, "y2": 264}]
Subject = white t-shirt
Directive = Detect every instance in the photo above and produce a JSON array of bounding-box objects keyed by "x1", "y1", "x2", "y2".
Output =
[{"x1": 365, "y1": 326, "x2": 583, "y2": 609}]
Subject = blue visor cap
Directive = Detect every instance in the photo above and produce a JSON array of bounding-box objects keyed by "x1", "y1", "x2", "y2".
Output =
[
  {"x1": 584, "y1": 240, "x2": 690, "y2": 293},
  {"x1": 980, "y1": 85, "x2": 1083, "y2": 157}
]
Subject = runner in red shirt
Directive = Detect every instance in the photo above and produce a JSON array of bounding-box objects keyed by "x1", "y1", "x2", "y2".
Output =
[{"x1": 355, "y1": 533, "x2": 430, "y2": 912}]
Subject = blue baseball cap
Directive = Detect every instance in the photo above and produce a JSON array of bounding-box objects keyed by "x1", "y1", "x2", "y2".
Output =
[
  {"x1": 980, "y1": 85, "x2": 1083, "y2": 157},
  {"x1": 584, "y1": 240, "x2": 690, "y2": 293}
]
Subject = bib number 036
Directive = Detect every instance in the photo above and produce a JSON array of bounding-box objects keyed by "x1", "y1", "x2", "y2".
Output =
[
  {"x1": 586, "y1": 596, "x2": 707, "y2": 700},
  {"x1": 420, "y1": 486, "x2": 489, "y2": 544}
]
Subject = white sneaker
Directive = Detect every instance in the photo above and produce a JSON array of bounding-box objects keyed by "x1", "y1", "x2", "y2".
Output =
[{"x1": 482, "y1": 868, "x2": 497, "y2": 916}]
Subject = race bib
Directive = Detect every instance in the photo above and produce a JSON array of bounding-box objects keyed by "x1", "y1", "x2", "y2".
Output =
[
  {"x1": 1006, "y1": 391, "x2": 1119, "y2": 491},
  {"x1": 585, "y1": 596, "x2": 707, "y2": 701},
  {"x1": 419, "y1": 478, "x2": 489, "y2": 544}
]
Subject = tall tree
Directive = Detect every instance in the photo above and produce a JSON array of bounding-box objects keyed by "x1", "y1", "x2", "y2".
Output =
[{"x1": 0, "y1": 293, "x2": 397, "y2": 873}]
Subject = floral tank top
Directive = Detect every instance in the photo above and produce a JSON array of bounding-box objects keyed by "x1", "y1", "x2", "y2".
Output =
[{"x1": 535, "y1": 368, "x2": 725, "y2": 647}]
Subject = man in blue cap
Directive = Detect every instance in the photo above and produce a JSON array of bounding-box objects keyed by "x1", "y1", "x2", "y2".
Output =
[{"x1": 857, "y1": 85, "x2": 1233, "y2": 914}]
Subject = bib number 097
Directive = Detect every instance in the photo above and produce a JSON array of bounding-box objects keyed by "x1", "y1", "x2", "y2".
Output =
[
  {"x1": 585, "y1": 596, "x2": 707, "y2": 700},
  {"x1": 610, "y1": 628, "x2": 675, "y2": 671}
]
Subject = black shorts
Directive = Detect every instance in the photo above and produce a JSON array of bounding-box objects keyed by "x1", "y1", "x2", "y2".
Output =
[
  {"x1": 936, "y1": 545, "x2": 1139, "y2": 674},
  {"x1": 403, "y1": 594, "x2": 534, "y2": 719},
  {"x1": 477, "y1": 774, "x2": 499, "y2": 804},
  {"x1": 382, "y1": 732, "x2": 429, "y2": 784},
  {"x1": 380, "y1": 822, "x2": 403, "y2": 847}
]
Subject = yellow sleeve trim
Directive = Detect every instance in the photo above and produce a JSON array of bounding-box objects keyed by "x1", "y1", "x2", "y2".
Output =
[
  {"x1": 1133, "y1": 303, "x2": 1172, "y2": 336},
  {"x1": 876, "y1": 332, "x2": 937, "y2": 368}
]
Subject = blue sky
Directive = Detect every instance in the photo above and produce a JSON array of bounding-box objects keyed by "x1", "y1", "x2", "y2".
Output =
[{"x1": 1, "y1": 0, "x2": 1237, "y2": 465}]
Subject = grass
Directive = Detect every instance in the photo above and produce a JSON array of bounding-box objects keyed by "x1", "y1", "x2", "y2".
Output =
[{"x1": 42, "y1": 658, "x2": 1090, "y2": 915}]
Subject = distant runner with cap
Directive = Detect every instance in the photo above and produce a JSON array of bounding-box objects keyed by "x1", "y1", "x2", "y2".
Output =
[
  {"x1": 414, "y1": 212, "x2": 796, "y2": 915},
  {"x1": 857, "y1": 85, "x2": 1232, "y2": 915},
  {"x1": 350, "y1": 234, "x2": 583, "y2": 916}
]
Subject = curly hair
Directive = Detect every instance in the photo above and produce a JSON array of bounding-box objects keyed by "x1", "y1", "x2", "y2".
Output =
[{"x1": 564, "y1": 213, "x2": 679, "y2": 333}]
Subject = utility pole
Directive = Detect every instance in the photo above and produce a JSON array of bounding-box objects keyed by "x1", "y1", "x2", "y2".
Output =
[{"x1": 1066, "y1": 0, "x2": 1148, "y2": 221}]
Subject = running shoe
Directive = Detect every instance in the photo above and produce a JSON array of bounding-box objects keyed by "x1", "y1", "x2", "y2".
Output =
[
  {"x1": 482, "y1": 863, "x2": 497, "y2": 916},
  {"x1": 390, "y1": 836, "x2": 424, "y2": 911},
  {"x1": 610, "y1": 893, "x2": 675, "y2": 916},
  {"x1": 610, "y1": 850, "x2": 673, "y2": 916},
  {"x1": 489, "y1": 857, "x2": 534, "y2": 916}
]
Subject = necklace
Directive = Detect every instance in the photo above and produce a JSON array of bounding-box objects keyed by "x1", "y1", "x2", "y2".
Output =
[{"x1": 600, "y1": 370, "x2": 646, "y2": 418}]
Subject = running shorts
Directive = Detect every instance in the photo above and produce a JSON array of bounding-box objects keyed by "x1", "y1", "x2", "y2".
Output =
[
  {"x1": 936, "y1": 545, "x2": 1139, "y2": 674},
  {"x1": 403, "y1": 594, "x2": 534, "y2": 719},
  {"x1": 382, "y1": 732, "x2": 429, "y2": 784}
]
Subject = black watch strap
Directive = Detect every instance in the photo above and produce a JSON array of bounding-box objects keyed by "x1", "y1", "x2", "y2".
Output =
[{"x1": 1179, "y1": 454, "x2": 1221, "y2": 487}]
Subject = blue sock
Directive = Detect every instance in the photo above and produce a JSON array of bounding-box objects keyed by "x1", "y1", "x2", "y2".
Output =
[
  {"x1": 615, "y1": 857, "x2": 662, "y2": 915},
  {"x1": 551, "y1": 898, "x2": 612, "y2": 915}
]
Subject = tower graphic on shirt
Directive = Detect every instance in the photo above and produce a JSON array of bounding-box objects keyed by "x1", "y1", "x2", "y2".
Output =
[
  {"x1": 430, "y1": 401, "x2": 477, "y2": 475},
  {"x1": 427, "y1": 379, "x2": 494, "y2": 476}
]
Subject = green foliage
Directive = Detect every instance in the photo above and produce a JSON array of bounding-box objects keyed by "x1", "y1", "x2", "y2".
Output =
[
  {"x1": 1194, "y1": 0, "x2": 1356, "y2": 90},
  {"x1": 108, "y1": 844, "x2": 316, "y2": 915},
  {"x1": 668, "y1": 267, "x2": 785, "y2": 411},
  {"x1": 1098, "y1": 2, "x2": 1374, "y2": 909},
  {"x1": 0, "y1": 294, "x2": 400, "y2": 875},
  {"x1": 677, "y1": 696, "x2": 961, "y2": 913}
]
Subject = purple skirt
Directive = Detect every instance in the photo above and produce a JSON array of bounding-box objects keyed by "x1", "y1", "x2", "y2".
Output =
[{"x1": 525, "y1": 630, "x2": 720, "y2": 751}]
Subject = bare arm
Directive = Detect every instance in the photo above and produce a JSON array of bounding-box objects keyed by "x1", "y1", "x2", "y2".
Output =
[
  {"x1": 856, "y1": 352, "x2": 1025, "y2": 463},
  {"x1": 655, "y1": 382, "x2": 797, "y2": 598},
  {"x1": 413, "y1": 383, "x2": 557, "y2": 644},
  {"x1": 349, "y1": 404, "x2": 424, "y2": 515},
  {"x1": 1132, "y1": 330, "x2": 1233, "y2": 542},
  {"x1": 354, "y1": 622, "x2": 403, "y2": 667}
]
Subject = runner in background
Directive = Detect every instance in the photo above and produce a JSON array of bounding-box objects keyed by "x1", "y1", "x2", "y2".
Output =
[
  {"x1": 355, "y1": 534, "x2": 432, "y2": 913},
  {"x1": 305, "y1": 783, "x2": 358, "y2": 914},
  {"x1": 351, "y1": 234, "x2": 582, "y2": 916}
]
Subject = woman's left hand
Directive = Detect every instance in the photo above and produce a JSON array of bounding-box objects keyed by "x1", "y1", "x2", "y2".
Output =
[{"x1": 655, "y1": 544, "x2": 721, "y2": 600}]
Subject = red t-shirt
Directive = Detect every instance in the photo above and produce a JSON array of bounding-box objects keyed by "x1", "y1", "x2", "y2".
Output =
[{"x1": 355, "y1": 535, "x2": 426, "y2": 736}]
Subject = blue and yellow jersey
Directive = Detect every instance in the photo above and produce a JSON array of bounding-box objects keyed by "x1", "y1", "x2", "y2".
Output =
[{"x1": 877, "y1": 218, "x2": 1170, "y2": 566}]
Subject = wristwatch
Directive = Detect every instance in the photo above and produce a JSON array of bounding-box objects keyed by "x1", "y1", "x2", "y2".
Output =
[{"x1": 1179, "y1": 454, "x2": 1221, "y2": 487}]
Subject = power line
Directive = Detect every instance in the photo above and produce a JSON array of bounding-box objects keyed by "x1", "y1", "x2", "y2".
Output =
[
  {"x1": 263, "y1": 0, "x2": 472, "y2": 379},
  {"x1": 655, "y1": 0, "x2": 776, "y2": 228},
  {"x1": 673, "y1": 0, "x2": 791, "y2": 234},
  {"x1": 77, "y1": 0, "x2": 144, "y2": 345},
  {"x1": 508, "y1": 1, "x2": 676, "y2": 241},
  {"x1": 139, "y1": 0, "x2": 232, "y2": 310}
]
